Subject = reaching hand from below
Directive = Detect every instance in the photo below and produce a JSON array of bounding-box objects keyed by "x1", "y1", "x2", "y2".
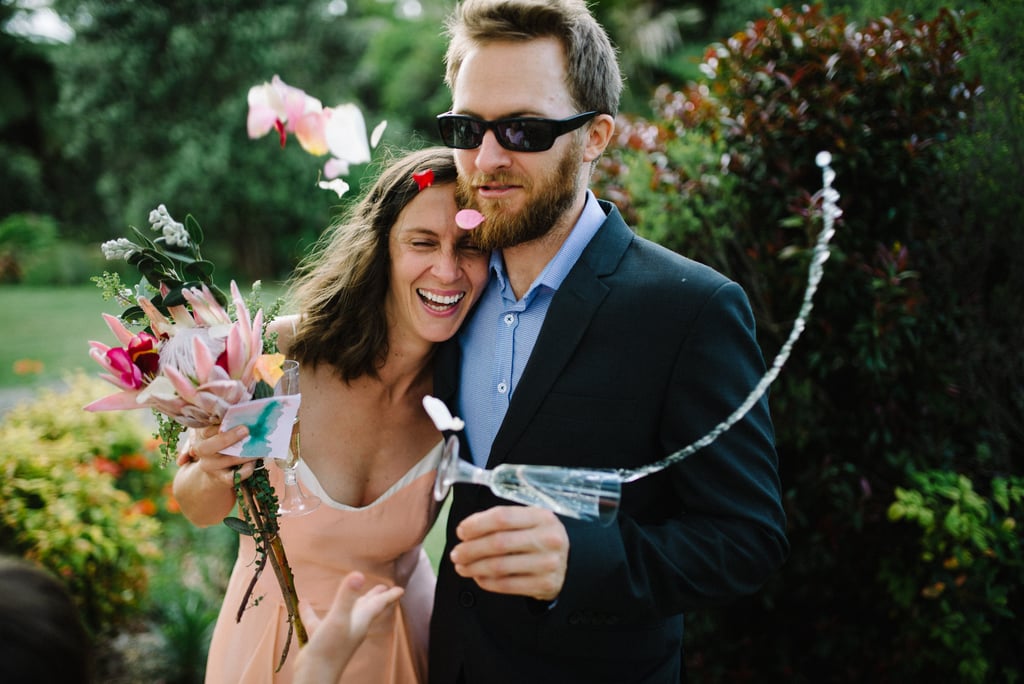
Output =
[{"x1": 293, "y1": 572, "x2": 405, "y2": 684}]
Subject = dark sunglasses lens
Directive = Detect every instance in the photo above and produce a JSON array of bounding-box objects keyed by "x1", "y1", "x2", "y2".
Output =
[
  {"x1": 496, "y1": 120, "x2": 553, "y2": 152},
  {"x1": 439, "y1": 117, "x2": 484, "y2": 149}
]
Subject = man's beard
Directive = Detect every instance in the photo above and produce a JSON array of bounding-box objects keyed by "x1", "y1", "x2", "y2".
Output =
[{"x1": 456, "y1": 138, "x2": 583, "y2": 251}]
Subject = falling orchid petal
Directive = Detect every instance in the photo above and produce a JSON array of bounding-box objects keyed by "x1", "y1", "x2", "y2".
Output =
[
  {"x1": 422, "y1": 395, "x2": 465, "y2": 432},
  {"x1": 294, "y1": 110, "x2": 330, "y2": 156},
  {"x1": 455, "y1": 209, "x2": 485, "y2": 231},
  {"x1": 324, "y1": 104, "x2": 371, "y2": 166},
  {"x1": 246, "y1": 81, "x2": 285, "y2": 139},
  {"x1": 278, "y1": 85, "x2": 323, "y2": 134},
  {"x1": 323, "y1": 158, "x2": 350, "y2": 180},
  {"x1": 319, "y1": 178, "x2": 351, "y2": 197},
  {"x1": 370, "y1": 120, "x2": 388, "y2": 148}
]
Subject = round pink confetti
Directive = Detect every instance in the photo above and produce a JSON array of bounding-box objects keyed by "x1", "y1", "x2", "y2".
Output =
[{"x1": 455, "y1": 209, "x2": 485, "y2": 230}]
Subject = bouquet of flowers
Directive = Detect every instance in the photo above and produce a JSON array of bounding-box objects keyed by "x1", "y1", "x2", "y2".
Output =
[{"x1": 87, "y1": 204, "x2": 307, "y2": 667}]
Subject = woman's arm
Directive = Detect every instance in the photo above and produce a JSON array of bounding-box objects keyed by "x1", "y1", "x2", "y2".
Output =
[{"x1": 267, "y1": 314, "x2": 300, "y2": 356}]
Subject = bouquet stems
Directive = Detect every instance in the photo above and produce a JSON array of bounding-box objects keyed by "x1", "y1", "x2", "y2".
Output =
[{"x1": 233, "y1": 465, "x2": 308, "y2": 670}]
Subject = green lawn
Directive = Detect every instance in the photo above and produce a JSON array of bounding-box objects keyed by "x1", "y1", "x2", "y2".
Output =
[
  {"x1": 0, "y1": 283, "x2": 288, "y2": 388},
  {"x1": 0, "y1": 284, "x2": 115, "y2": 388}
]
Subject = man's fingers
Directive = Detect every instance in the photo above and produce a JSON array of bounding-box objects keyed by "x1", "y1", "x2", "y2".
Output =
[
  {"x1": 449, "y1": 506, "x2": 569, "y2": 601},
  {"x1": 455, "y1": 505, "x2": 549, "y2": 540}
]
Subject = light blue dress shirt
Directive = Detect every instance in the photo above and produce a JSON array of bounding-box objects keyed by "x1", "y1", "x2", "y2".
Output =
[{"x1": 458, "y1": 191, "x2": 608, "y2": 466}]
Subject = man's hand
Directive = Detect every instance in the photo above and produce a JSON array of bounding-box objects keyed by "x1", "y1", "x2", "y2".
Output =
[{"x1": 450, "y1": 506, "x2": 569, "y2": 601}]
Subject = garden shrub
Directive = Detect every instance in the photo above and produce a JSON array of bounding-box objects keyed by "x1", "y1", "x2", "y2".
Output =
[
  {"x1": 0, "y1": 212, "x2": 57, "y2": 283},
  {"x1": 882, "y1": 467, "x2": 1024, "y2": 682},
  {"x1": 0, "y1": 373, "x2": 172, "y2": 635},
  {"x1": 593, "y1": 4, "x2": 1022, "y2": 682}
]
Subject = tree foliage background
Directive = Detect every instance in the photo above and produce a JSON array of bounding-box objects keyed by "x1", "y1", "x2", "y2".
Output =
[
  {"x1": 1, "y1": 0, "x2": 725, "y2": 281},
  {"x1": 2, "y1": 0, "x2": 1022, "y2": 682}
]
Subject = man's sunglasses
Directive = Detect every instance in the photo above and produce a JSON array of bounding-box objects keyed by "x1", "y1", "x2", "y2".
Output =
[{"x1": 436, "y1": 111, "x2": 598, "y2": 152}]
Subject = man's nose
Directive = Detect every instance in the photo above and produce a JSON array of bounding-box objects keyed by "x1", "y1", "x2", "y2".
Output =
[{"x1": 473, "y1": 129, "x2": 512, "y2": 172}]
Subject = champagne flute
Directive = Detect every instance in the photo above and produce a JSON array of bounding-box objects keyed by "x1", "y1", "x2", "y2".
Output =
[
  {"x1": 433, "y1": 435, "x2": 621, "y2": 526},
  {"x1": 275, "y1": 360, "x2": 320, "y2": 517}
]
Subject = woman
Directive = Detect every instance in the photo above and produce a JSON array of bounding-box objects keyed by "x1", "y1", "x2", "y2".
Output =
[{"x1": 172, "y1": 146, "x2": 489, "y2": 683}]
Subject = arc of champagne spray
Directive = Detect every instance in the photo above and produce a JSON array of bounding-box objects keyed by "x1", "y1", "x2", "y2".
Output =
[{"x1": 616, "y1": 152, "x2": 841, "y2": 484}]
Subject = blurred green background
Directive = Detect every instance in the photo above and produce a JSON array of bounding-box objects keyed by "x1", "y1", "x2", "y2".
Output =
[{"x1": 2, "y1": 1, "x2": 1022, "y2": 682}]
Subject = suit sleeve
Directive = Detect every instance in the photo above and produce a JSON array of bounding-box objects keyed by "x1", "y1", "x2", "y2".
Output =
[{"x1": 552, "y1": 280, "x2": 789, "y2": 620}]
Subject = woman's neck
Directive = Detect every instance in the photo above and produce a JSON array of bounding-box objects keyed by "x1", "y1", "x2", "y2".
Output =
[{"x1": 364, "y1": 336, "x2": 435, "y2": 405}]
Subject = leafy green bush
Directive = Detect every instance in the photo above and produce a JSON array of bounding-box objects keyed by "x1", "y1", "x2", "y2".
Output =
[
  {"x1": 594, "y1": 4, "x2": 1022, "y2": 681},
  {"x1": 0, "y1": 373, "x2": 170, "y2": 634},
  {"x1": 883, "y1": 468, "x2": 1023, "y2": 682}
]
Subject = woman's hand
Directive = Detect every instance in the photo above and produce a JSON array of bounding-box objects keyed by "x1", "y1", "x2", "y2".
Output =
[
  {"x1": 173, "y1": 424, "x2": 254, "y2": 526},
  {"x1": 177, "y1": 425, "x2": 256, "y2": 487}
]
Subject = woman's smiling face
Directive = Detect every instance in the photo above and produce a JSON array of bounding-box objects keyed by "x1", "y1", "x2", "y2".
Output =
[{"x1": 386, "y1": 183, "x2": 489, "y2": 346}]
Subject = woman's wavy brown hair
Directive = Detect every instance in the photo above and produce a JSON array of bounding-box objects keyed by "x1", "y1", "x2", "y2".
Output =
[{"x1": 286, "y1": 146, "x2": 458, "y2": 382}]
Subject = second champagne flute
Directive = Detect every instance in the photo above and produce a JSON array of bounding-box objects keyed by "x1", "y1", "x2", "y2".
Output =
[{"x1": 275, "y1": 360, "x2": 320, "y2": 517}]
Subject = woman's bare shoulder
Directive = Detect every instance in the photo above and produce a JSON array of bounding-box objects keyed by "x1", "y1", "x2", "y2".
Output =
[{"x1": 267, "y1": 314, "x2": 301, "y2": 355}]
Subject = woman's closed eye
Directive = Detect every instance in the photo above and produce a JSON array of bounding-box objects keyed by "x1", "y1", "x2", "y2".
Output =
[{"x1": 459, "y1": 241, "x2": 487, "y2": 256}]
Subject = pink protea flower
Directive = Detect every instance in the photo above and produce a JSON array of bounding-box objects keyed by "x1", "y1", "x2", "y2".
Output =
[{"x1": 86, "y1": 280, "x2": 271, "y2": 427}]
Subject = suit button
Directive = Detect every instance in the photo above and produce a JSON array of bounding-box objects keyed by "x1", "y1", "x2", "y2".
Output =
[
  {"x1": 459, "y1": 590, "x2": 476, "y2": 608},
  {"x1": 567, "y1": 611, "x2": 581, "y2": 625}
]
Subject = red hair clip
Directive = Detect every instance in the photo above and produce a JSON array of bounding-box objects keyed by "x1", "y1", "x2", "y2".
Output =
[{"x1": 412, "y1": 169, "x2": 434, "y2": 191}]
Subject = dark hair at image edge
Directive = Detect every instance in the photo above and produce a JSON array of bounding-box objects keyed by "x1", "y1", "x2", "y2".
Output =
[
  {"x1": 0, "y1": 556, "x2": 94, "y2": 683},
  {"x1": 286, "y1": 146, "x2": 459, "y2": 382}
]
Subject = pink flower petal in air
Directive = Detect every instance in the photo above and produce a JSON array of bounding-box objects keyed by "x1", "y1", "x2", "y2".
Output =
[
  {"x1": 412, "y1": 169, "x2": 434, "y2": 191},
  {"x1": 455, "y1": 209, "x2": 485, "y2": 230}
]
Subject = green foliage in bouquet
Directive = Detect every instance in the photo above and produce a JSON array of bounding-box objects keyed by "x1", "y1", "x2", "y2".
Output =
[
  {"x1": 0, "y1": 373, "x2": 170, "y2": 635},
  {"x1": 96, "y1": 204, "x2": 227, "y2": 322}
]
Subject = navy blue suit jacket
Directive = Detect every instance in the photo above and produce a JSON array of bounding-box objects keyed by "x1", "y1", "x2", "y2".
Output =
[{"x1": 429, "y1": 201, "x2": 788, "y2": 684}]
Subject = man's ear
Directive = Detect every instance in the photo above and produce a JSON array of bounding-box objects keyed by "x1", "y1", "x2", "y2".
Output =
[{"x1": 583, "y1": 113, "x2": 615, "y2": 163}]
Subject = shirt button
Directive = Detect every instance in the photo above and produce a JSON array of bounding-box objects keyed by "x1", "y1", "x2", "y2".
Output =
[
  {"x1": 459, "y1": 590, "x2": 476, "y2": 608},
  {"x1": 504, "y1": 313, "x2": 516, "y2": 326},
  {"x1": 497, "y1": 382, "x2": 508, "y2": 394}
]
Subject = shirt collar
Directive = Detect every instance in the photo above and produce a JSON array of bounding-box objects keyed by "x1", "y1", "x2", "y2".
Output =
[{"x1": 490, "y1": 190, "x2": 605, "y2": 303}]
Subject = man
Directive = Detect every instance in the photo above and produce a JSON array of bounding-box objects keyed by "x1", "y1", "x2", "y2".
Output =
[{"x1": 430, "y1": 1, "x2": 789, "y2": 682}]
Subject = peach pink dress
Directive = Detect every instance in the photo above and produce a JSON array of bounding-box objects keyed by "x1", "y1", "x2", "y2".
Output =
[{"x1": 204, "y1": 441, "x2": 443, "y2": 683}]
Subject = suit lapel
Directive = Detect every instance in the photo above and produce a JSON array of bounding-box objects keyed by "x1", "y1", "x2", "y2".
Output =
[{"x1": 487, "y1": 203, "x2": 633, "y2": 467}]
